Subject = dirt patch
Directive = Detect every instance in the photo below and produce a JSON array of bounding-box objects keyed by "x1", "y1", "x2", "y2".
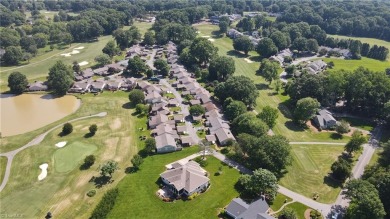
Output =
[
  {"x1": 306, "y1": 120, "x2": 319, "y2": 133},
  {"x1": 304, "y1": 209, "x2": 312, "y2": 219},
  {"x1": 75, "y1": 172, "x2": 95, "y2": 188},
  {"x1": 109, "y1": 118, "x2": 121, "y2": 131},
  {"x1": 102, "y1": 137, "x2": 119, "y2": 161},
  {"x1": 52, "y1": 194, "x2": 80, "y2": 215}
]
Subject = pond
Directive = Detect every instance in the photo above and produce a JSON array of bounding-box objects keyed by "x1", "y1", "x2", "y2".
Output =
[{"x1": 0, "y1": 94, "x2": 80, "y2": 137}]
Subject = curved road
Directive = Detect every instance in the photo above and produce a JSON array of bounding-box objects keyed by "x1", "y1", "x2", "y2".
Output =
[{"x1": 0, "y1": 112, "x2": 107, "y2": 192}]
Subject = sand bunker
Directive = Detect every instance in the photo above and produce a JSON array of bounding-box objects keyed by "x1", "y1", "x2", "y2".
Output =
[
  {"x1": 201, "y1": 35, "x2": 210, "y2": 38},
  {"x1": 60, "y1": 49, "x2": 81, "y2": 57},
  {"x1": 38, "y1": 163, "x2": 48, "y2": 181},
  {"x1": 244, "y1": 58, "x2": 254, "y2": 63},
  {"x1": 208, "y1": 38, "x2": 215, "y2": 42},
  {"x1": 79, "y1": 61, "x2": 89, "y2": 66},
  {"x1": 55, "y1": 141, "x2": 67, "y2": 148},
  {"x1": 74, "y1": 46, "x2": 85, "y2": 50}
]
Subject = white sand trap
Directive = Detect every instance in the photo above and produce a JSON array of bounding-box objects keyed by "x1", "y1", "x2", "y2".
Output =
[
  {"x1": 55, "y1": 141, "x2": 67, "y2": 148},
  {"x1": 38, "y1": 163, "x2": 48, "y2": 181},
  {"x1": 44, "y1": 12, "x2": 51, "y2": 14},
  {"x1": 79, "y1": 61, "x2": 89, "y2": 66},
  {"x1": 208, "y1": 38, "x2": 215, "y2": 42},
  {"x1": 70, "y1": 50, "x2": 80, "y2": 55},
  {"x1": 244, "y1": 58, "x2": 254, "y2": 63},
  {"x1": 74, "y1": 46, "x2": 85, "y2": 50},
  {"x1": 201, "y1": 35, "x2": 210, "y2": 38},
  {"x1": 60, "y1": 53, "x2": 71, "y2": 57}
]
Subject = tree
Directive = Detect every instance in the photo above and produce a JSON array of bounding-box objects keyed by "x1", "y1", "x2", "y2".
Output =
[
  {"x1": 331, "y1": 157, "x2": 352, "y2": 181},
  {"x1": 214, "y1": 76, "x2": 259, "y2": 107},
  {"x1": 135, "y1": 103, "x2": 148, "y2": 115},
  {"x1": 143, "y1": 30, "x2": 155, "y2": 46},
  {"x1": 33, "y1": 33, "x2": 49, "y2": 48},
  {"x1": 274, "y1": 79, "x2": 282, "y2": 94},
  {"x1": 256, "y1": 38, "x2": 278, "y2": 58},
  {"x1": 47, "y1": 61, "x2": 74, "y2": 96},
  {"x1": 62, "y1": 33, "x2": 73, "y2": 46},
  {"x1": 189, "y1": 38, "x2": 218, "y2": 66},
  {"x1": 219, "y1": 21, "x2": 229, "y2": 33},
  {"x1": 238, "y1": 168, "x2": 278, "y2": 200},
  {"x1": 307, "y1": 39, "x2": 319, "y2": 53},
  {"x1": 208, "y1": 56, "x2": 235, "y2": 81},
  {"x1": 189, "y1": 105, "x2": 206, "y2": 116},
  {"x1": 72, "y1": 61, "x2": 81, "y2": 74},
  {"x1": 131, "y1": 154, "x2": 143, "y2": 170},
  {"x1": 270, "y1": 31, "x2": 290, "y2": 50},
  {"x1": 343, "y1": 179, "x2": 386, "y2": 219},
  {"x1": 126, "y1": 56, "x2": 147, "y2": 76},
  {"x1": 8, "y1": 72, "x2": 28, "y2": 94},
  {"x1": 224, "y1": 100, "x2": 247, "y2": 121},
  {"x1": 383, "y1": 101, "x2": 390, "y2": 127},
  {"x1": 291, "y1": 37, "x2": 308, "y2": 52},
  {"x1": 102, "y1": 40, "x2": 120, "y2": 57},
  {"x1": 3, "y1": 46, "x2": 23, "y2": 65},
  {"x1": 62, "y1": 123, "x2": 73, "y2": 135},
  {"x1": 336, "y1": 120, "x2": 350, "y2": 135},
  {"x1": 233, "y1": 36, "x2": 253, "y2": 55},
  {"x1": 293, "y1": 97, "x2": 320, "y2": 125},
  {"x1": 258, "y1": 106, "x2": 279, "y2": 129},
  {"x1": 94, "y1": 54, "x2": 112, "y2": 67},
  {"x1": 258, "y1": 59, "x2": 279, "y2": 84},
  {"x1": 144, "y1": 138, "x2": 156, "y2": 154},
  {"x1": 128, "y1": 90, "x2": 145, "y2": 105},
  {"x1": 84, "y1": 155, "x2": 96, "y2": 168},
  {"x1": 153, "y1": 59, "x2": 170, "y2": 77},
  {"x1": 89, "y1": 124, "x2": 98, "y2": 135},
  {"x1": 379, "y1": 140, "x2": 390, "y2": 167},
  {"x1": 232, "y1": 113, "x2": 269, "y2": 137},
  {"x1": 285, "y1": 65, "x2": 296, "y2": 76},
  {"x1": 345, "y1": 131, "x2": 366, "y2": 155},
  {"x1": 278, "y1": 208, "x2": 298, "y2": 219},
  {"x1": 100, "y1": 160, "x2": 119, "y2": 177}
]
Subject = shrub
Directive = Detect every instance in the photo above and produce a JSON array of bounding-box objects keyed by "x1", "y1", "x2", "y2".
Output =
[
  {"x1": 187, "y1": 192, "x2": 199, "y2": 200},
  {"x1": 336, "y1": 120, "x2": 350, "y2": 135},
  {"x1": 89, "y1": 188, "x2": 119, "y2": 219},
  {"x1": 62, "y1": 123, "x2": 73, "y2": 135},
  {"x1": 84, "y1": 155, "x2": 96, "y2": 168},
  {"x1": 194, "y1": 157, "x2": 208, "y2": 167},
  {"x1": 87, "y1": 190, "x2": 96, "y2": 197},
  {"x1": 310, "y1": 210, "x2": 321, "y2": 219},
  {"x1": 89, "y1": 124, "x2": 98, "y2": 135}
]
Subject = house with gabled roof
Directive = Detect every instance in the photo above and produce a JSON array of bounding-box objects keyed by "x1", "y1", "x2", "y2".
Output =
[
  {"x1": 155, "y1": 133, "x2": 178, "y2": 153},
  {"x1": 313, "y1": 109, "x2": 337, "y2": 130},
  {"x1": 69, "y1": 81, "x2": 91, "y2": 93},
  {"x1": 160, "y1": 160, "x2": 210, "y2": 196},
  {"x1": 226, "y1": 197, "x2": 274, "y2": 219},
  {"x1": 149, "y1": 114, "x2": 169, "y2": 129}
]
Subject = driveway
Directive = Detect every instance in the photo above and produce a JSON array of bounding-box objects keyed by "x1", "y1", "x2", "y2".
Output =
[{"x1": 146, "y1": 48, "x2": 157, "y2": 70}]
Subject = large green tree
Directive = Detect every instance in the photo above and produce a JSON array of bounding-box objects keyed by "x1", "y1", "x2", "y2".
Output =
[
  {"x1": 345, "y1": 131, "x2": 366, "y2": 156},
  {"x1": 143, "y1": 30, "x2": 155, "y2": 46},
  {"x1": 8, "y1": 72, "x2": 28, "y2": 94},
  {"x1": 270, "y1": 31, "x2": 290, "y2": 50},
  {"x1": 102, "y1": 40, "x2": 120, "y2": 57},
  {"x1": 231, "y1": 113, "x2": 269, "y2": 137},
  {"x1": 224, "y1": 100, "x2": 247, "y2": 121},
  {"x1": 331, "y1": 157, "x2": 352, "y2": 181},
  {"x1": 189, "y1": 37, "x2": 218, "y2": 66},
  {"x1": 94, "y1": 54, "x2": 112, "y2": 66},
  {"x1": 238, "y1": 168, "x2": 278, "y2": 200},
  {"x1": 128, "y1": 89, "x2": 145, "y2": 105},
  {"x1": 256, "y1": 37, "x2": 278, "y2": 58},
  {"x1": 153, "y1": 59, "x2": 170, "y2": 77},
  {"x1": 293, "y1": 97, "x2": 320, "y2": 125},
  {"x1": 100, "y1": 160, "x2": 119, "y2": 177},
  {"x1": 126, "y1": 56, "x2": 147, "y2": 76},
  {"x1": 2, "y1": 46, "x2": 23, "y2": 65},
  {"x1": 258, "y1": 106, "x2": 279, "y2": 129},
  {"x1": 258, "y1": 59, "x2": 279, "y2": 84},
  {"x1": 214, "y1": 76, "x2": 259, "y2": 107},
  {"x1": 189, "y1": 104, "x2": 206, "y2": 116},
  {"x1": 47, "y1": 61, "x2": 74, "y2": 96},
  {"x1": 233, "y1": 36, "x2": 253, "y2": 55},
  {"x1": 208, "y1": 56, "x2": 235, "y2": 81}
]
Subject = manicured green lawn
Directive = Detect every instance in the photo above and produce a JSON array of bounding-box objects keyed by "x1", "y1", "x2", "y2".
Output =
[
  {"x1": 328, "y1": 34, "x2": 390, "y2": 62},
  {"x1": 53, "y1": 141, "x2": 97, "y2": 173},
  {"x1": 133, "y1": 21, "x2": 153, "y2": 36},
  {"x1": 194, "y1": 23, "x2": 349, "y2": 143},
  {"x1": 0, "y1": 156, "x2": 7, "y2": 185},
  {"x1": 283, "y1": 202, "x2": 309, "y2": 219},
  {"x1": 108, "y1": 152, "x2": 241, "y2": 219},
  {"x1": 0, "y1": 92, "x2": 147, "y2": 219},
  {"x1": 279, "y1": 144, "x2": 345, "y2": 204},
  {"x1": 164, "y1": 93, "x2": 176, "y2": 99},
  {"x1": 197, "y1": 130, "x2": 206, "y2": 139},
  {"x1": 335, "y1": 117, "x2": 375, "y2": 131},
  {"x1": 368, "y1": 148, "x2": 382, "y2": 166},
  {"x1": 322, "y1": 57, "x2": 389, "y2": 72},
  {"x1": 270, "y1": 193, "x2": 293, "y2": 211}
]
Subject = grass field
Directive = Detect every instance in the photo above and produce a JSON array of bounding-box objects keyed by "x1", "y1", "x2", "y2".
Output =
[
  {"x1": 270, "y1": 193, "x2": 293, "y2": 211},
  {"x1": 322, "y1": 57, "x2": 389, "y2": 72},
  {"x1": 133, "y1": 21, "x2": 153, "y2": 36},
  {"x1": 0, "y1": 35, "x2": 113, "y2": 90},
  {"x1": 0, "y1": 91, "x2": 147, "y2": 219},
  {"x1": 279, "y1": 144, "x2": 345, "y2": 203},
  {"x1": 194, "y1": 23, "x2": 349, "y2": 143},
  {"x1": 108, "y1": 152, "x2": 241, "y2": 219},
  {"x1": 335, "y1": 117, "x2": 375, "y2": 131},
  {"x1": 283, "y1": 202, "x2": 310, "y2": 219},
  {"x1": 0, "y1": 156, "x2": 7, "y2": 186},
  {"x1": 328, "y1": 34, "x2": 390, "y2": 62},
  {"x1": 53, "y1": 141, "x2": 97, "y2": 173}
]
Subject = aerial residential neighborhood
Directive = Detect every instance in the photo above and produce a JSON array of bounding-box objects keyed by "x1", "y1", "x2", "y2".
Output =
[{"x1": 0, "y1": 1, "x2": 390, "y2": 219}]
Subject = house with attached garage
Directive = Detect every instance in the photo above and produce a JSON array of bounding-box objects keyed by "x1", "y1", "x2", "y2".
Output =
[
  {"x1": 226, "y1": 197, "x2": 274, "y2": 219},
  {"x1": 313, "y1": 109, "x2": 337, "y2": 130},
  {"x1": 155, "y1": 133, "x2": 178, "y2": 153},
  {"x1": 160, "y1": 160, "x2": 210, "y2": 196}
]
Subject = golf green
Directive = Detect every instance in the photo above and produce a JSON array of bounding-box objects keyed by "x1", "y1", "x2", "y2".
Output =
[{"x1": 53, "y1": 141, "x2": 97, "y2": 173}]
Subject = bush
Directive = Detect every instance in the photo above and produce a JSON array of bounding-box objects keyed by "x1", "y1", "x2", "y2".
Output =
[
  {"x1": 87, "y1": 190, "x2": 96, "y2": 197},
  {"x1": 336, "y1": 120, "x2": 350, "y2": 134},
  {"x1": 194, "y1": 157, "x2": 208, "y2": 167},
  {"x1": 84, "y1": 155, "x2": 96, "y2": 168},
  {"x1": 89, "y1": 188, "x2": 119, "y2": 219},
  {"x1": 187, "y1": 192, "x2": 199, "y2": 200},
  {"x1": 89, "y1": 124, "x2": 98, "y2": 134},
  {"x1": 310, "y1": 210, "x2": 321, "y2": 219},
  {"x1": 62, "y1": 123, "x2": 73, "y2": 135}
]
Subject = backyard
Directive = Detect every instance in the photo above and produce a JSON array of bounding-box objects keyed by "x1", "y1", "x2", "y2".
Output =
[
  {"x1": 108, "y1": 151, "x2": 241, "y2": 219},
  {"x1": 322, "y1": 57, "x2": 389, "y2": 72},
  {"x1": 279, "y1": 144, "x2": 345, "y2": 203},
  {"x1": 0, "y1": 92, "x2": 147, "y2": 219}
]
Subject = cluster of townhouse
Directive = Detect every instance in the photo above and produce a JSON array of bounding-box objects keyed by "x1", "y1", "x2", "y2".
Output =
[
  {"x1": 227, "y1": 29, "x2": 261, "y2": 46},
  {"x1": 210, "y1": 14, "x2": 242, "y2": 24}
]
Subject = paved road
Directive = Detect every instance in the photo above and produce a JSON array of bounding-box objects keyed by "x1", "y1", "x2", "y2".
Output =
[
  {"x1": 160, "y1": 79, "x2": 201, "y2": 145},
  {"x1": 0, "y1": 112, "x2": 107, "y2": 192},
  {"x1": 290, "y1": 142, "x2": 345, "y2": 145},
  {"x1": 146, "y1": 48, "x2": 157, "y2": 70}
]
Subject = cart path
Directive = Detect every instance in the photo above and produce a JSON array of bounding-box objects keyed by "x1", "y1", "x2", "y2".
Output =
[{"x1": 0, "y1": 112, "x2": 107, "y2": 192}]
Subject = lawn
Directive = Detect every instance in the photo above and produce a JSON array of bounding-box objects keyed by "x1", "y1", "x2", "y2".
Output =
[
  {"x1": 53, "y1": 141, "x2": 97, "y2": 173},
  {"x1": 335, "y1": 117, "x2": 375, "y2": 131},
  {"x1": 0, "y1": 35, "x2": 114, "y2": 90},
  {"x1": 0, "y1": 91, "x2": 147, "y2": 219},
  {"x1": 194, "y1": 23, "x2": 349, "y2": 143},
  {"x1": 322, "y1": 57, "x2": 389, "y2": 72},
  {"x1": 279, "y1": 144, "x2": 345, "y2": 204},
  {"x1": 0, "y1": 156, "x2": 7, "y2": 185},
  {"x1": 283, "y1": 202, "x2": 310, "y2": 219},
  {"x1": 108, "y1": 152, "x2": 241, "y2": 219},
  {"x1": 133, "y1": 21, "x2": 153, "y2": 36},
  {"x1": 328, "y1": 34, "x2": 390, "y2": 62},
  {"x1": 164, "y1": 93, "x2": 176, "y2": 99},
  {"x1": 270, "y1": 193, "x2": 293, "y2": 211}
]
